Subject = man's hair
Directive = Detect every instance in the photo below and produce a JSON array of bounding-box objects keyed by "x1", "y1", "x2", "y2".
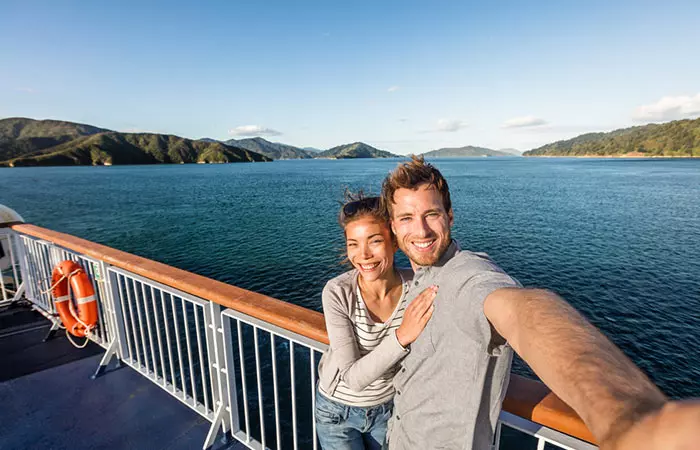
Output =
[{"x1": 381, "y1": 155, "x2": 452, "y2": 216}]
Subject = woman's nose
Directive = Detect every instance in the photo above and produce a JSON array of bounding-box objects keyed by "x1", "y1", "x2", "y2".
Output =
[{"x1": 360, "y1": 244, "x2": 372, "y2": 258}]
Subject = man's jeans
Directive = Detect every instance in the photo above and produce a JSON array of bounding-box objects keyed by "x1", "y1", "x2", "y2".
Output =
[{"x1": 315, "y1": 389, "x2": 393, "y2": 450}]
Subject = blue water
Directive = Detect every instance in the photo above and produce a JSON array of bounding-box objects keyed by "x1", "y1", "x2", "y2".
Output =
[{"x1": 1, "y1": 158, "x2": 699, "y2": 402}]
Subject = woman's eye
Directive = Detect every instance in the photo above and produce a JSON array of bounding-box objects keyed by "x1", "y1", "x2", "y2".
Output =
[
  {"x1": 347, "y1": 243, "x2": 357, "y2": 248},
  {"x1": 371, "y1": 239, "x2": 383, "y2": 245}
]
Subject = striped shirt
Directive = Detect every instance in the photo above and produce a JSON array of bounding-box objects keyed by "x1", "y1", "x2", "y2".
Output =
[{"x1": 320, "y1": 280, "x2": 407, "y2": 407}]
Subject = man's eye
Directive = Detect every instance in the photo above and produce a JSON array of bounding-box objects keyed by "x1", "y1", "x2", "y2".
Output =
[{"x1": 400, "y1": 217, "x2": 411, "y2": 222}]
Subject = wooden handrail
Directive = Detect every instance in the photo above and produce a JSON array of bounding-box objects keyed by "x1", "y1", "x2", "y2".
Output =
[
  {"x1": 11, "y1": 223, "x2": 597, "y2": 445},
  {"x1": 12, "y1": 223, "x2": 329, "y2": 344},
  {"x1": 505, "y1": 374, "x2": 596, "y2": 444}
]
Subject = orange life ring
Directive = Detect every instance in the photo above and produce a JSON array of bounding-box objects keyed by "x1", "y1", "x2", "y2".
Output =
[{"x1": 51, "y1": 260, "x2": 98, "y2": 337}]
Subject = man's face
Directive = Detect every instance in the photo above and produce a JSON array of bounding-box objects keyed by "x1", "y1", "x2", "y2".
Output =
[{"x1": 390, "y1": 183, "x2": 453, "y2": 267}]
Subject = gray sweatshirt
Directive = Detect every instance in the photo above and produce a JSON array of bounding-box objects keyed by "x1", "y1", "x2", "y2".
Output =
[{"x1": 317, "y1": 268, "x2": 413, "y2": 395}]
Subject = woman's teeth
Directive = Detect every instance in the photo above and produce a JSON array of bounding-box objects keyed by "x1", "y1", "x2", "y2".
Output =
[{"x1": 360, "y1": 263, "x2": 379, "y2": 270}]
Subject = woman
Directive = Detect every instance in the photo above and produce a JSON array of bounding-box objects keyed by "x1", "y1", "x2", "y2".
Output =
[{"x1": 316, "y1": 194, "x2": 437, "y2": 450}]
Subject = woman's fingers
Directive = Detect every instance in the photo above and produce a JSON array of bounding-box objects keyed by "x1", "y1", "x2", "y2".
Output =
[
  {"x1": 412, "y1": 285, "x2": 437, "y2": 314},
  {"x1": 419, "y1": 303, "x2": 435, "y2": 325},
  {"x1": 397, "y1": 285, "x2": 439, "y2": 346},
  {"x1": 406, "y1": 286, "x2": 437, "y2": 324}
]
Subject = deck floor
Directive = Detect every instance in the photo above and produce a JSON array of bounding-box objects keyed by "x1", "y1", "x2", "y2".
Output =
[{"x1": 0, "y1": 303, "x2": 244, "y2": 450}]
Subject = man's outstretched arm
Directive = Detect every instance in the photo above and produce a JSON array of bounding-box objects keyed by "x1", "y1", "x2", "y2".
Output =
[{"x1": 484, "y1": 287, "x2": 700, "y2": 450}]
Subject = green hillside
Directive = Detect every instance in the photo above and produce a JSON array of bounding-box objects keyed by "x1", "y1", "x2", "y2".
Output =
[
  {"x1": 524, "y1": 118, "x2": 700, "y2": 157},
  {"x1": 316, "y1": 142, "x2": 398, "y2": 159},
  {"x1": 0, "y1": 117, "x2": 109, "y2": 161},
  {"x1": 0, "y1": 118, "x2": 271, "y2": 166},
  {"x1": 224, "y1": 137, "x2": 313, "y2": 159},
  {"x1": 421, "y1": 145, "x2": 515, "y2": 157}
]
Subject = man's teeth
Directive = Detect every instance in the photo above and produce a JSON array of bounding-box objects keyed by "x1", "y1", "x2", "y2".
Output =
[
  {"x1": 413, "y1": 241, "x2": 434, "y2": 249},
  {"x1": 361, "y1": 263, "x2": 379, "y2": 270}
]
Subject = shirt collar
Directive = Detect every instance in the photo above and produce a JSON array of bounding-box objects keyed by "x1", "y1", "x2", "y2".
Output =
[{"x1": 414, "y1": 240, "x2": 460, "y2": 273}]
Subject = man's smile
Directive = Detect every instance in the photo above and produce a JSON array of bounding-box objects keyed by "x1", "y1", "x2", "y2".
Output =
[{"x1": 411, "y1": 239, "x2": 436, "y2": 252}]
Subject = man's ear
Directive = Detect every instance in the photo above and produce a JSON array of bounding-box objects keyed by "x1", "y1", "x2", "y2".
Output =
[
  {"x1": 448, "y1": 208, "x2": 454, "y2": 228},
  {"x1": 390, "y1": 220, "x2": 397, "y2": 235}
]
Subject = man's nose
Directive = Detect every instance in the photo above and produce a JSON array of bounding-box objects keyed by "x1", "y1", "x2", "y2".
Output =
[{"x1": 414, "y1": 216, "x2": 431, "y2": 237}]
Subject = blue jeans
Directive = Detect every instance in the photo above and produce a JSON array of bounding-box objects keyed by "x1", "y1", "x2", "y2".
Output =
[{"x1": 315, "y1": 389, "x2": 393, "y2": 450}]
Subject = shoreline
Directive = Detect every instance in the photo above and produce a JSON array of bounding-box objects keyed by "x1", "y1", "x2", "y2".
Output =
[{"x1": 524, "y1": 154, "x2": 699, "y2": 159}]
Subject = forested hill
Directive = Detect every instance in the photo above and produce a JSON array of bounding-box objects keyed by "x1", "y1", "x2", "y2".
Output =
[
  {"x1": 524, "y1": 118, "x2": 700, "y2": 157},
  {"x1": 316, "y1": 142, "x2": 398, "y2": 158},
  {"x1": 0, "y1": 117, "x2": 109, "y2": 161},
  {"x1": 224, "y1": 137, "x2": 313, "y2": 159},
  {"x1": 0, "y1": 118, "x2": 271, "y2": 166},
  {"x1": 421, "y1": 146, "x2": 515, "y2": 157}
]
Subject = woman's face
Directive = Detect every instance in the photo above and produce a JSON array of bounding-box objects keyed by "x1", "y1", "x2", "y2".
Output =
[{"x1": 345, "y1": 216, "x2": 396, "y2": 282}]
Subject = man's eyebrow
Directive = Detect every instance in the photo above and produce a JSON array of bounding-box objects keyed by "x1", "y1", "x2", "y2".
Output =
[{"x1": 395, "y1": 212, "x2": 413, "y2": 218}]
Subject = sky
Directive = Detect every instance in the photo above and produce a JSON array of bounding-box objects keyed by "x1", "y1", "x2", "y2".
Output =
[{"x1": 2, "y1": 0, "x2": 700, "y2": 155}]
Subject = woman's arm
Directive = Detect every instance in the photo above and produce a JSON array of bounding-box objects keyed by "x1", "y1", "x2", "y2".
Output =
[{"x1": 323, "y1": 282, "x2": 435, "y2": 392}]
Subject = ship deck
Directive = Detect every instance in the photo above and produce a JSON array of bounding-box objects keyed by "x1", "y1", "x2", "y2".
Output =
[{"x1": 0, "y1": 303, "x2": 243, "y2": 449}]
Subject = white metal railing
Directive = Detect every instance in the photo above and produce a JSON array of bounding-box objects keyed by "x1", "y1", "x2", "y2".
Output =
[
  {"x1": 0, "y1": 229, "x2": 23, "y2": 306},
  {"x1": 221, "y1": 308, "x2": 327, "y2": 450},
  {"x1": 108, "y1": 266, "x2": 218, "y2": 420},
  {"x1": 5, "y1": 227, "x2": 598, "y2": 450}
]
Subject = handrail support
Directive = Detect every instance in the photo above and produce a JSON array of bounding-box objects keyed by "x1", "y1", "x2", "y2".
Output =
[
  {"x1": 43, "y1": 321, "x2": 61, "y2": 342},
  {"x1": 91, "y1": 338, "x2": 121, "y2": 379},
  {"x1": 11, "y1": 282, "x2": 25, "y2": 302}
]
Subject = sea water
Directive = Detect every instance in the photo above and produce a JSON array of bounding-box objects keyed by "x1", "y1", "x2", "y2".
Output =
[{"x1": 2, "y1": 157, "x2": 699, "y2": 445}]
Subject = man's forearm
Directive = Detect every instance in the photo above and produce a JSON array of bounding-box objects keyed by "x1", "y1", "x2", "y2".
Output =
[{"x1": 485, "y1": 288, "x2": 667, "y2": 445}]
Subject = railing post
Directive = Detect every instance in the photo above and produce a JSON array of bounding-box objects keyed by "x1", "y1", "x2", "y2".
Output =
[
  {"x1": 203, "y1": 302, "x2": 235, "y2": 449},
  {"x1": 107, "y1": 268, "x2": 131, "y2": 364},
  {"x1": 15, "y1": 235, "x2": 62, "y2": 330},
  {"x1": 6, "y1": 231, "x2": 25, "y2": 303},
  {"x1": 15, "y1": 235, "x2": 34, "y2": 301},
  {"x1": 492, "y1": 421, "x2": 502, "y2": 450},
  {"x1": 91, "y1": 261, "x2": 125, "y2": 378}
]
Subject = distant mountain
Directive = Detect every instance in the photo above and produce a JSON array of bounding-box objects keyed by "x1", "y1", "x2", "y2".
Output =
[
  {"x1": 316, "y1": 142, "x2": 398, "y2": 159},
  {"x1": 302, "y1": 147, "x2": 323, "y2": 154},
  {"x1": 498, "y1": 148, "x2": 522, "y2": 156},
  {"x1": 524, "y1": 118, "x2": 700, "y2": 157},
  {"x1": 198, "y1": 137, "x2": 220, "y2": 143},
  {"x1": 421, "y1": 145, "x2": 515, "y2": 157},
  {"x1": 0, "y1": 118, "x2": 271, "y2": 167},
  {"x1": 0, "y1": 117, "x2": 109, "y2": 161},
  {"x1": 224, "y1": 137, "x2": 313, "y2": 159}
]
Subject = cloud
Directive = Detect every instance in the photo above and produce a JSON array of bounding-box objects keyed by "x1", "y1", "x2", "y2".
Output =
[
  {"x1": 387, "y1": 86, "x2": 400, "y2": 93},
  {"x1": 16, "y1": 87, "x2": 37, "y2": 94},
  {"x1": 633, "y1": 93, "x2": 700, "y2": 122},
  {"x1": 228, "y1": 125, "x2": 282, "y2": 137},
  {"x1": 434, "y1": 118, "x2": 468, "y2": 132},
  {"x1": 501, "y1": 115, "x2": 548, "y2": 128}
]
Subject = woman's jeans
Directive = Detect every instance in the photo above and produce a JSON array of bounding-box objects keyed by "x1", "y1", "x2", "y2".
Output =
[{"x1": 315, "y1": 389, "x2": 393, "y2": 450}]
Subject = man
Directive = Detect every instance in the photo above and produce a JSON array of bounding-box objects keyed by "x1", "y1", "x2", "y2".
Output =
[{"x1": 381, "y1": 156, "x2": 699, "y2": 450}]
